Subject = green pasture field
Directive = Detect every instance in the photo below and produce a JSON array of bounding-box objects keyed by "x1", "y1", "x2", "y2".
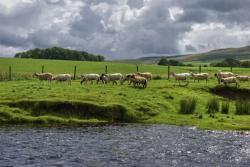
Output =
[
  {"x1": 0, "y1": 58, "x2": 250, "y2": 130},
  {"x1": 0, "y1": 58, "x2": 250, "y2": 78}
]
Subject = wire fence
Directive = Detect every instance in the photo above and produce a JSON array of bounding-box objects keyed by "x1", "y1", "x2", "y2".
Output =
[{"x1": 0, "y1": 64, "x2": 249, "y2": 81}]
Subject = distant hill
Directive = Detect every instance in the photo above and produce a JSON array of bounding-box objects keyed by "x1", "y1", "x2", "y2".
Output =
[
  {"x1": 117, "y1": 55, "x2": 181, "y2": 64},
  {"x1": 176, "y1": 46, "x2": 250, "y2": 62},
  {"x1": 129, "y1": 45, "x2": 250, "y2": 64},
  {"x1": 14, "y1": 47, "x2": 105, "y2": 62}
]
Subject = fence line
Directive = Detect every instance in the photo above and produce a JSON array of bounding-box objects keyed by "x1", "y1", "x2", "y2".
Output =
[
  {"x1": 0, "y1": 64, "x2": 249, "y2": 81},
  {"x1": 9, "y1": 66, "x2": 12, "y2": 81},
  {"x1": 73, "y1": 66, "x2": 77, "y2": 80},
  {"x1": 41, "y1": 65, "x2": 44, "y2": 73}
]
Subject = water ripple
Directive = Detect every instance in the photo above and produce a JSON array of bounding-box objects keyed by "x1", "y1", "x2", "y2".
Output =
[{"x1": 0, "y1": 125, "x2": 249, "y2": 167}]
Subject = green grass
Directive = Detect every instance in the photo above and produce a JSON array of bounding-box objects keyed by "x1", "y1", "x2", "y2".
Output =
[
  {"x1": 1, "y1": 58, "x2": 250, "y2": 79},
  {"x1": 179, "y1": 97, "x2": 197, "y2": 114},
  {"x1": 0, "y1": 58, "x2": 250, "y2": 130}
]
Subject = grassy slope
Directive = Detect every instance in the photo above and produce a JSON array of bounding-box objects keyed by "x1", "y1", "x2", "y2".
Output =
[
  {"x1": 127, "y1": 46, "x2": 250, "y2": 64},
  {"x1": 0, "y1": 58, "x2": 250, "y2": 76},
  {"x1": 0, "y1": 58, "x2": 250, "y2": 130}
]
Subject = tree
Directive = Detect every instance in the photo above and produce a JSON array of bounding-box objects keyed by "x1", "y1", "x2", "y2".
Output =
[
  {"x1": 158, "y1": 58, "x2": 168, "y2": 65},
  {"x1": 14, "y1": 47, "x2": 105, "y2": 62},
  {"x1": 158, "y1": 58, "x2": 184, "y2": 66}
]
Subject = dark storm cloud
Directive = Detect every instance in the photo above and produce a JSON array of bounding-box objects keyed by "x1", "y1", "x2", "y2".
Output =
[
  {"x1": 0, "y1": 29, "x2": 28, "y2": 47},
  {"x1": 193, "y1": 0, "x2": 250, "y2": 12},
  {"x1": 0, "y1": 0, "x2": 250, "y2": 59},
  {"x1": 185, "y1": 44, "x2": 196, "y2": 52},
  {"x1": 126, "y1": 0, "x2": 144, "y2": 9}
]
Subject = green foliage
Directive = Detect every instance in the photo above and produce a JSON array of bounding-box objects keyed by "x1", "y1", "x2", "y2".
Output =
[
  {"x1": 158, "y1": 58, "x2": 184, "y2": 66},
  {"x1": 152, "y1": 75, "x2": 162, "y2": 80},
  {"x1": 211, "y1": 58, "x2": 250, "y2": 68},
  {"x1": 221, "y1": 100, "x2": 230, "y2": 114},
  {"x1": 207, "y1": 98, "x2": 219, "y2": 117},
  {"x1": 179, "y1": 97, "x2": 197, "y2": 114},
  {"x1": 14, "y1": 47, "x2": 105, "y2": 62},
  {"x1": 235, "y1": 100, "x2": 250, "y2": 115},
  {"x1": 241, "y1": 60, "x2": 250, "y2": 68}
]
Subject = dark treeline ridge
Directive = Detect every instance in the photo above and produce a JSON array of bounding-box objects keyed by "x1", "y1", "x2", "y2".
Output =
[
  {"x1": 210, "y1": 58, "x2": 250, "y2": 68},
  {"x1": 157, "y1": 58, "x2": 193, "y2": 66},
  {"x1": 14, "y1": 47, "x2": 105, "y2": 61}
]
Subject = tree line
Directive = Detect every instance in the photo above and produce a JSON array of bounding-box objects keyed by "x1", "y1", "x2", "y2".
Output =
[
  {"x1": 157, "y1": 58, "x2": 193, "y2": 66},
  {"x1": 158, "y1": 57, "x2": 250, "y2": 68},
  {"x1": 210, "y1": 58, "x2": 250, "y2": 68},
  {"x1": 14, "y1": 47, "x2": 105, "y2": 62}
]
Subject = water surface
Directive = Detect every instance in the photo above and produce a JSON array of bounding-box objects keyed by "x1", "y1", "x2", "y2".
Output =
[{"x1": 0, "y1": 125, "x2": 249, "y2": 167}]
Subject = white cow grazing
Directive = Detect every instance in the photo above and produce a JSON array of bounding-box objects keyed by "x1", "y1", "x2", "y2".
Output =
[
  {"x1": 130, "y1": 74, "x2": 147, "y2": 88},
  {"x1": 80, "y1": 74, "x2": 100, "y2": 84},
  {"x1": 236, "y1": 76, "x2": 249, "y2": 84},
  {"x1": 124, "y1": 73, "x2": 136, "y2": 85},
  {"x1": 221, "y1": 76, "x2": 239, "y2": 88},
  {"x1": 52, "y1": 74, "x2": 72, "y2": 85},
  {"x1": 190, "y1": 73, "x2": 209, "y2": 83},
  {"x1": 101, "y1": 73, "x2": 124, "y2": 85},
  {"x1": 33, "y1": 72, "x2": 53, "y2": 84},
  {"x1": 135, "y1": 72, "x2": 152, "y2": 80},
  {"x1": 214, "y1": 71, "x2": 235, "y2": 84},
  {"x1": 170, "y1": 72, "x2": 189, "y2": 85}
]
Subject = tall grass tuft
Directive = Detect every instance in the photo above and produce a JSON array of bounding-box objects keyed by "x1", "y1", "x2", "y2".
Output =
[
  {"x1": 207, "y1": 97, "x2": 219, "y2": 117},
  {"x1": 221, "y1": 100, "x2": 230, "y2": 114},
  {"x1": 235, "y1": 100, "x2": 250, "y2": 115},
  {"x1": 179, "y1": 97, "x2": 197, "y2": 114}
]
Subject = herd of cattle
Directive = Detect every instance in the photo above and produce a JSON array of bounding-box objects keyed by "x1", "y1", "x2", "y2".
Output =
[
  {"x1": 33, "y1": 71, "x2": 249, "y2": 88},
  {"x1": 33, "y1": 72, "x2": 151, "y2": 88},
  {"x1": 170, "y1": 71, "x2": 249, "y2": 87}
]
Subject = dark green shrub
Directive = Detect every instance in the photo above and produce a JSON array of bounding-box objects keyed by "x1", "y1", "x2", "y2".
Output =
[
  {"x1": 221, "y1": 101, "x2": 230, "y2": 114},
  {"x1": 179, "y1": 97, "x2": 197, "y2": 114},
  {"x1": 152, "y1": 75, "x2": 162, "y2": 80},
  {"x1": 207, "y1": 98, "x2": 219, "y2": 117},
  {"x1": 235, "y1": 100, "x2": 250, "y2": 115}
]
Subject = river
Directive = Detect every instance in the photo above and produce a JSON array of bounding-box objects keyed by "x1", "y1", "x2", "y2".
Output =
[{"x1": 0, "y1": 124, "x2": 249, "y2": 167}]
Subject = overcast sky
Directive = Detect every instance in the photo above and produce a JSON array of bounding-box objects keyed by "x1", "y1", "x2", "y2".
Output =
[{"x1": 0, "y1": 0, "x2": 250, "y2": 59}]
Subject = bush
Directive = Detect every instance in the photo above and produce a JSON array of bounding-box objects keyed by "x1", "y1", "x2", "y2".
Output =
[
  {"x1": 235, "y1": 100, "x2": 250, "y2": 115},
  {"x1": 158, "y1": 58, "x2": 184, "y2": 66},
  {"x1": 207, "y1": 98, "x2": 219, "y2": 117},
  {"x1": 186, "y1": 64, "x2": 193, "y2": 67},
  {"x1": 179, "y1": 97, "x2": 197, "y2": 114},
  {"x1": 152, "y1": 75, "x2": 162, "y2": 80},
  {"x1": 221, "y1": 101, "x2": 230, "y2": 114}
]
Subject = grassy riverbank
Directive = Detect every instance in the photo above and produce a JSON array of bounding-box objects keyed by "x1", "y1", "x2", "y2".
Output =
[
  {"x1": 0, "y1": 78, "x2": 249, "y2": 130},
  {"x1": 0, "y1": 58, "x2": 250, "y2": 130}
]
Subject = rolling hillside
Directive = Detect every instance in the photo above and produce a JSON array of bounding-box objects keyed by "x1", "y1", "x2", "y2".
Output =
[
  {"x1": 176, "y1": 46, "x2": 250, "y2": 62},
  {"x1": 130, "y1": 45, "x2": 250, "y2": 64}
]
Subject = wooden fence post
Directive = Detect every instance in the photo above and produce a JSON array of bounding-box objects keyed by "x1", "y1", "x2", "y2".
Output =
[
  {"x1": 167, "y1": 65, "x2": 170, "y2": 80},
  {"x1": 73, "y1": 65, "x2": 77, "y2": 80},
  {"x1": 105, "y1": 65, "x2": 108, "y2": 74},
  {"x1": 199, "y1": 65, "x2": 201, "y2": 73},
  {"x1": 41, "y1": 65, "x2": 44, "y2": 73},
  {"x1": 9, "y1": 66, "x2": 12, "y2": 81},
  {"x1": 136, "y1": 65, "x2": 139, "y2": 72}
]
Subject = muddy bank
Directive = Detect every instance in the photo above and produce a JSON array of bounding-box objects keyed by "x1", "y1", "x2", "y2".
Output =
[
  {"x1": 0, "y1": 100, "x2": 138, "y2": 124},
  {"x1": 210, "y1": 86, "x2": 250, "y2": 100}
]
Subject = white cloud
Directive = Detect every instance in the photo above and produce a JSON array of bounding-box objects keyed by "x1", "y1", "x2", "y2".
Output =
[
  {"x1": 180, "y1": 23, "x2": 250, "y2": 53},
  {"x1": 0, "y1": 0, "x2": 250, "y2": 59}
]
